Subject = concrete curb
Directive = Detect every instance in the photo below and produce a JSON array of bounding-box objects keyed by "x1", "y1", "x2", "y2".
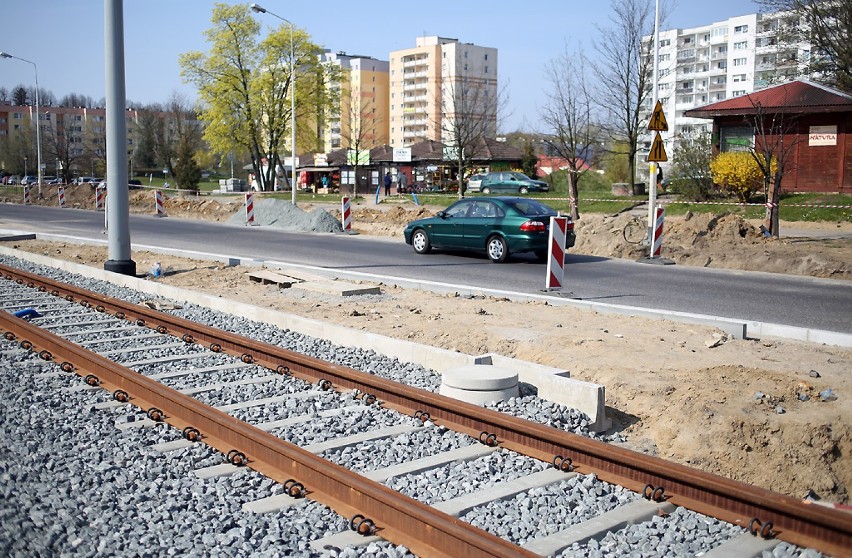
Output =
[{"x1": 0, "y1": 244, "x2": 611, "y2": 431}]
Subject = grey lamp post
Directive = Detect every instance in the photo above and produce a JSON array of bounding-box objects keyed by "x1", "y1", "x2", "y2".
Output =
[
  {"x1": 1, "y1": 51, "x2": 42, "y2": 197},
  {"x1": 250, "y1": 3, "x2": 298, "y2": 206}
]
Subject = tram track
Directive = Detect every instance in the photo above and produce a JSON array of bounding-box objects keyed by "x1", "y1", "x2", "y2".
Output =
[{"x1": 1, "y1": 261, "x2": 850, "y2": 557}]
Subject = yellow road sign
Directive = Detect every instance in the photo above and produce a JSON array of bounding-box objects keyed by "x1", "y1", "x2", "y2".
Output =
[
  {"x1": 648, "y1": 100, "x2": 669, "y2": 131},
  {"x1": 648, "y1": 132, "x2": 668, "y2": 162}
]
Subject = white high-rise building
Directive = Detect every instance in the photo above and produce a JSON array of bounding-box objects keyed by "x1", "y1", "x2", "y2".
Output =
[{"x1": 641, "y1": 10, "x2": 812, "y2": 156}]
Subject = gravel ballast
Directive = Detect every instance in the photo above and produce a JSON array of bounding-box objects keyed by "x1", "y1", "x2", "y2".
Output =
[{"x1": 0, "y1": 254, "x2": 822, "y2": 557}]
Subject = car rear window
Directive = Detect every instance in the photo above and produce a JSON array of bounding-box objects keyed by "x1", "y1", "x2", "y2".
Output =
[{"x1": 504, "y1": 199, "x2": 557, "y2": 216}]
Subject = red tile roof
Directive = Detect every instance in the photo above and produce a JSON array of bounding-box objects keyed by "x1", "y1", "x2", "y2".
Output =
[{"x1": 685, "y1": 80, "x2": 852, "y2": 118}]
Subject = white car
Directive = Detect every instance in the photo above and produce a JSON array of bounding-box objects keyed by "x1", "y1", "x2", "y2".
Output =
[{"x1": 467, "y1": 174, "x2": 485, "y2": 192}]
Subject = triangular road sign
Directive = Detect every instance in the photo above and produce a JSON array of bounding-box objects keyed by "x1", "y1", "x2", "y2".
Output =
[
  {"x1": 648, "y1": 100, "x2": 669, "y2": 132},
  {"x1": 648, "y1": 132, "x2": 668, "y2": 162}
]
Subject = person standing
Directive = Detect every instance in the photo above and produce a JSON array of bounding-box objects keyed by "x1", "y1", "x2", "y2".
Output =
[
  {"x1": 396, "y1": 169, "x2": 407, "y2": 194},
  {"x1": 383, "y1": 172, "x2": 392, "y2": 196}
]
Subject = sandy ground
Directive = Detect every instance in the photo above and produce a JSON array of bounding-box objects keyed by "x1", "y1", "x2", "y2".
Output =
[{"x1": 2, "y1": 186, "x2": 851, "y2": 505}]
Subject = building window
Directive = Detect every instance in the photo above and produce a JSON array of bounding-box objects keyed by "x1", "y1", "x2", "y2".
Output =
[
  {"x1": 659, "y1": 38, "x2": 670, "y2": 47},
  {"x1": 732, "y1": 90, "x2": 747, "y2": 97},
  {"x1": 484, "y1": 53, "x2": 488, "y2": 60},
  {"x1": 484, "y1": 66, "x2": 488, "y2": 73},
  {"x1": 659, "y1": 53, "x2": 670, "y2": 62},
  {"x1": 733, "y1": 74, "x2": 747, "y2": 82},
  {"x1": 711, "y1": 26, "x2": 728, "y2": 37},
  {"x1": 733, "y1": 58, "x2": 747, "y2": 66},
  {"x1": 717, "y1": 61, "x2": 727, "y2": 70},
  {"x1": 734, "y1": 24, "x2": 749, "y2": 33},
  {"x1": 734, "y1": 41, "x2": 748, "y2": 50}
]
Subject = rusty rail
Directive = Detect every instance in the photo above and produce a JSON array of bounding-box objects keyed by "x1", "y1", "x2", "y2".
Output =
[{"x1": 2, "y1": 263, "x2": 851, "y2": 556}]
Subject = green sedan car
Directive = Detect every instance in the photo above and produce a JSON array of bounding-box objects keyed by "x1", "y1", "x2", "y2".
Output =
[{"x1": 403, "y1": 196, "x2": 575, "y2": 263}]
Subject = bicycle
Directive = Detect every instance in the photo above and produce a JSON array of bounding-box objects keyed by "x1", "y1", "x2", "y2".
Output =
[{"x1": 622, "y1": 214, "x2": 649, "y2": 244}]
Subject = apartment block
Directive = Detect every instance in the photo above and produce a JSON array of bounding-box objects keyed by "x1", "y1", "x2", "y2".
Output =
[
  {"x1": 641, "y1": 9, "x2": 812, "y2": 155},
  {"x1": 318, "y1": 52, "x2": 390, "y2": 153},
  {"x1": 0, "y1": 103, "x2": 139, "y2": 176},
  {"x1": 389, "y1": 36, "x2": 497, "y2": 148}
]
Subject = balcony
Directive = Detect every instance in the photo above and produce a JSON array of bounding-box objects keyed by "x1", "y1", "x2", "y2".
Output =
[{"x1": 710, "y1": 82, "x2": 727, "y2": 91}]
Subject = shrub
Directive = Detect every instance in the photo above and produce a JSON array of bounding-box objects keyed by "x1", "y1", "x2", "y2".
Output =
[{"x1": 709, "y1": 151, "x2": 767, "y2": 203}]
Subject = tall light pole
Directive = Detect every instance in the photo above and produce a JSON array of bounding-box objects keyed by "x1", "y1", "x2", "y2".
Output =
[
  {"x1": 251, "y1": 3, "x2": 298, "y2": 206},
  {"x1": 1, "y1": 51, "x2": 42, "y2": 197}
]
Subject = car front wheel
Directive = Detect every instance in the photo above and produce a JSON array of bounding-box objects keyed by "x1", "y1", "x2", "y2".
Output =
[
  {"x1": 487, "y1": 235, "x2": 509, "y2": 263},
  {"x1": 519, "y1": 186, "x2": 529, "y2": 194},
  {"x1": 412, "y1": 229, "x2": 432, "y2": 254},
  {"x1": 481, "y1": 187, "x2": 491, "y2": 194}
]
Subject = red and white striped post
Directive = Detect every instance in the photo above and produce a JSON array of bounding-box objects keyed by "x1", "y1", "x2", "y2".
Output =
[
  {"x1": 23, "y1": 185, "x2": 31, "y2": 205},
  {"x1": 545, "y1": 215, "x2": 568, "y2": 290},
  {"x1": 58, "y1": 186, "x2": 66, "y2": 208},
  {"x1": 341, "y1": 196, "x2": 352, "y2": 232},
  {"x1": 95, "y1": 186, "x2": 106, "y2": 211},
  {"x1": 650, "y1": 205, "x2": 665, "y2": 258},
  {"x1": 154, "y1": 190, "x2": 166, "y2": 216},
  {"x1": 244, "y1": 193, "x2": 256, "y2": 226}
]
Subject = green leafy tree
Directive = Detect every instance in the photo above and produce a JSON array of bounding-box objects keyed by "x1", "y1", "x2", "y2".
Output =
[
  {"x1": 669, "y1": 131, "x2": 713, "y2": 201},
  {"x1": 520, "y1": 142, "x2": 538, "y2": 180},
  {"x1": 179, "y1": 3, "x2": 334, "y2": 193},
  {"x1": 173, "y1": 136, "x2": 202, "y2": 191}
]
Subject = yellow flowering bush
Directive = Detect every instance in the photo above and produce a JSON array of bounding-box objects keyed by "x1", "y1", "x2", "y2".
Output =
[{"x1": 709, "y1": 151, "x2": 771, "y2": 203}]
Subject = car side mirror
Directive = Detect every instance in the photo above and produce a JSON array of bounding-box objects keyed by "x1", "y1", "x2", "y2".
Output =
[{"x1": 437, "y1": 211, "x2": 447, "y2": 219}]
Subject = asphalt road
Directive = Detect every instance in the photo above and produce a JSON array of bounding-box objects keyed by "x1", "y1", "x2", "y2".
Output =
[{"x1": 0, "y1": 204, "x2": 850, "y2": 334}]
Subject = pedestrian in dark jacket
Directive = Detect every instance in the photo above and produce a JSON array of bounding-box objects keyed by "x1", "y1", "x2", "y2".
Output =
[{"x1": 384, "y1": 172, "x2": 392, "y2": 196}]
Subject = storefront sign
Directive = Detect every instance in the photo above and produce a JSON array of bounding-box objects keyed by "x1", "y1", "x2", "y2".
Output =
[
  {"x1": 393, "y1": 147, "x2": 412, "y2": 162},
  {"x1": 809, "y1": 125, "x2": 837, "y2": 146}
]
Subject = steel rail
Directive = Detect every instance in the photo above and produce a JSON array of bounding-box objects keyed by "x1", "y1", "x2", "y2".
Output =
[
  {"x1": 0, "y1": 307, "x2": 534, "y2": 558},
  {"x1": 2, "y1": 263, "x2": 851, "y2": 556}
]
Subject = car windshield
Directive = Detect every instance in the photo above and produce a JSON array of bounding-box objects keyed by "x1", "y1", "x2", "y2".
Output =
[{"x1": 503, "y1": 199, "x2": 557, "y2": 217}]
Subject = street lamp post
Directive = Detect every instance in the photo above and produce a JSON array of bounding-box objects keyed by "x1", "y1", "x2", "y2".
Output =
[
  {"x1": 251, "y1": 3, "x2": 298, "y2": 206},
  {"x1": 1, "y1": 52, "x2": 42, "y2": 197}
]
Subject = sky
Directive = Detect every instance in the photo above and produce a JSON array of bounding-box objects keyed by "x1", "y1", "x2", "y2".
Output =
[{"x1": 1, "y1": 0, "x2": 761, "y2": 132}]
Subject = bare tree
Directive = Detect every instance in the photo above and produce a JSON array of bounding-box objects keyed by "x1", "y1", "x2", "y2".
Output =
[
  {"x1": 338, "y1": 82, "x2": 383, "y2": 197},
  {"x1": 541, "y1": 45, "x2": 600, "y2": 219},
  {"x1": 758, "y1": 0, "x2": 852, "y2": 92},
  {"x1": 438, "y1": 75, "x2": 504, "y2": 198},
  {"x1": 745, "y1": 92, "x2": 800, "y2": 237},
  {"x1": 593, "y1": 0, "x2": 658, "y2": 189}
]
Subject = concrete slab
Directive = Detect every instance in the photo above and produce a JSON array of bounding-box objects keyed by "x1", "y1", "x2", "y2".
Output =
[
  {"x1": 434, "y1": 468, "x2": 573, "y2": 518},
  {"x1": 441, "y1": 364, "x2": 518, "y2": 391},
  {"x1": 701, "y1": 533, "x2": 780, "y2": 558},
  {"x1": 293, "y1": 281, "x2": 381, "y2": 297},
  {"x1": 361, "y1": 443, "x2": 498, "y2": 483},
  {"x1": 195, "y1": 463, "x2": 243, "y2": 479},
  {"x1": 309, "y1": 530, "x2": 381, "y2": 553},
  {"x1": 179, "y1": 374, "x2": 279, "y2": 396},
  {"x1": 115, "y1": 418, "x2": 158, "y2": 431},
  {"x1": 522, "y1": 499, "x2": 676, "y2": 555},
  {"x1": 248, "y1": 269, "x2": 299, "y2": 288},
  {"x1": 149, "y1": 361, "x2": 252, "y2": 380},
  {"x1": 216, "y1": 394, "x2": 300, "y2": 412},
  {"x1": 256, "y1": 404, "x2": 361, "y2": 432},
  {"x1": 439, "y1": 384, "x2": 520, "y2": 405},
  {"x1": 92, "y1": 400, "x2": 125, "y2": 410},
  {"x1": 242, "y1": 492, "x2": 305, "y2": 514},
  {"x1": 303, "y1": 424, "x2": 422, "y2": 454},
  {"x1": 150, "y1": 439, "x2": 194, "y2": 452},
  {"x1": 123, "y1": 352, "x2": 212, "y2": 367},
  {"x1": 79, "y1": 332, "x2": 163, "y2": 346},
  {"x1": 97, "y1": 341, "x2": 186, "y2": 357}
]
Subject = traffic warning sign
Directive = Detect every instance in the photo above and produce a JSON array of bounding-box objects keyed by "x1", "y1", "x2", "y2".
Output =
[
  {"x1": 648, "y1": 100, "x2": 669, "y2": 132},
  {"x1": 648, "y1": 132, "x2": 668, "y2": 162}
]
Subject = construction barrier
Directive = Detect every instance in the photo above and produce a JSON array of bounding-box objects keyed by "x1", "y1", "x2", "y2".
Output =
[
  {"x1": 545, "y1": 215, "x2": 568, "y2": 290},
  {"x1": 95, "y1": 186, "x2": 106, "y2": 211},
  {"x1": 651, "y1": 205, "x2": 665, "y2": 258},
  {"x1": 341, "y1": 196, "x2": 352, "y2": 231},
  {"x1": 154, "y1": 190, "x2": 165, "y2": 216},
  {"x1": 58, "y1": 186, "x2": 66, "y2": 208},
  {"x1": 245, "y1": 193, "x2": 255, "y2": 226},
  {"x1": 23, "y1": 185, "x2": 31, "y2": 206}
]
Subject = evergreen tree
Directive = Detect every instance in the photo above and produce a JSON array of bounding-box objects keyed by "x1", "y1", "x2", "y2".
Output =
[{"x1": 173, "y1": 137, "x2": 201, "y2": 191}]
